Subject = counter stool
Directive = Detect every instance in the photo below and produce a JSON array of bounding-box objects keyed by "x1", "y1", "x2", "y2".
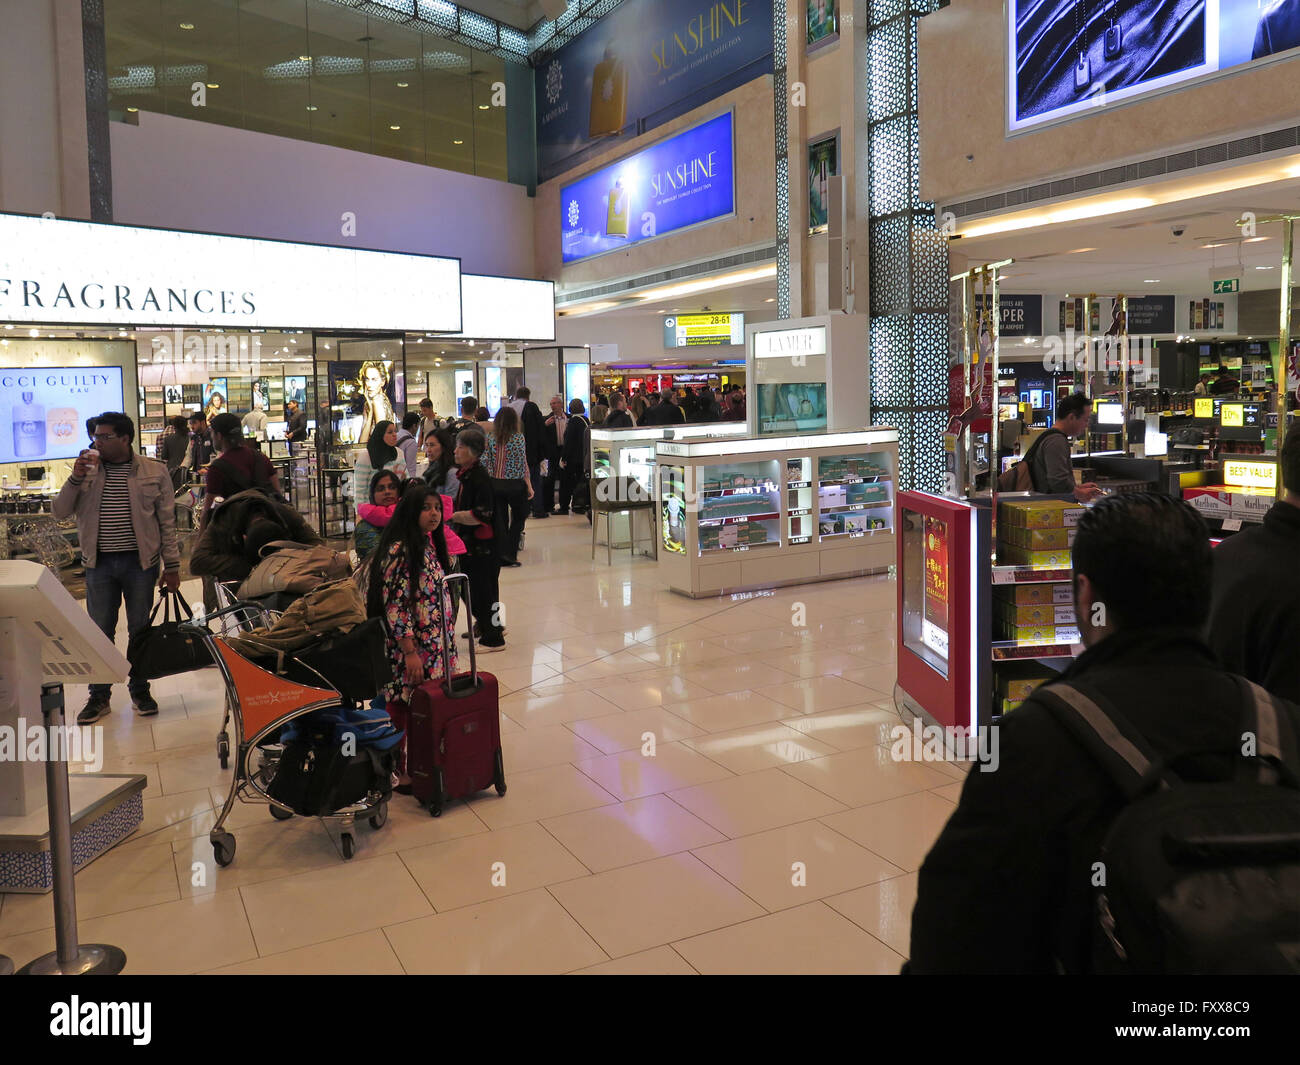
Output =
[{"x1": 590, "y1": 476, "x2": 655, "y2": 565}]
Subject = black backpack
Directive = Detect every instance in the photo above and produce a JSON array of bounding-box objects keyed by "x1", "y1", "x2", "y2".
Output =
[{"x1": 1037, "y1": 677, "x2": 1300, "y2": 973}]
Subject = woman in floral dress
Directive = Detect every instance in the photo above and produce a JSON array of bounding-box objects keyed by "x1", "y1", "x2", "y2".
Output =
[{"x1": 366, "y1": 481, "x2": 457, "y2": 792}]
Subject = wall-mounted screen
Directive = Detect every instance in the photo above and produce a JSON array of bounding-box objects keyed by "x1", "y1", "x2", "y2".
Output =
[
  {"x1": 1095, "y1": 401, "x2": 1124, "y2": 425},
  {"x1": 0, "y1": 366, "x2": 124, "y2": 463},
  {"x1": 1008, "y1": 0, "x2": 1300, "y2": 134},
  {"x1": 564, "y1": 362, "x2": 591, "y2": 412},
  {"x1": 560, "y1": 112, "x2": 736, "y2": 265}
]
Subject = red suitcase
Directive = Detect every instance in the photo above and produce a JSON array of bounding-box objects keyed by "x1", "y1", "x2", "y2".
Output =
[{"x1": 404, "y1": 572, "x2": 506, "y2": 817}]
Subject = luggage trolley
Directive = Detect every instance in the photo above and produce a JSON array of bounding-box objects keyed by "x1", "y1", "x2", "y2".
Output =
[{"x1": 184, "y1": 602, "x2": 391, "y2": 866}]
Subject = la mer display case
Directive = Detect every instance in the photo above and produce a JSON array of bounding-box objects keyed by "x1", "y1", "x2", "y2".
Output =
[{"x1": 655, "y1": 428, "x2": 899, "y2": 597}]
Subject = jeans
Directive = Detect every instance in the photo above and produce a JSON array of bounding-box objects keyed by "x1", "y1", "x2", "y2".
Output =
[
  {"x1": 85, "y1": 551, "x2": 159, "y2": 700},
  {"x1": 459, "y1": 553, "x2": 504, "y2": 646}
]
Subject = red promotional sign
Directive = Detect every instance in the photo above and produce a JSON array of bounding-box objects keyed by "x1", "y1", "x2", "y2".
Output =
[{"x1": 924, "y1": 515, "x2": 950, "y2": 630}]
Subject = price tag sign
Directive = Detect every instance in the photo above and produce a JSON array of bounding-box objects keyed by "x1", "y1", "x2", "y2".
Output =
[{"x1": 1221, "y1": 518, "x2": 1243, "y2": 532}]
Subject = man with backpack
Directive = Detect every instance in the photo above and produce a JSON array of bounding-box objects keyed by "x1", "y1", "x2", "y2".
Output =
[
  {"x1": 998, "y1": 392, "x2": 1102, "y2": 502},
  {"x1": 908, "y1": 493, "x2": 1300, "y2": 973}
]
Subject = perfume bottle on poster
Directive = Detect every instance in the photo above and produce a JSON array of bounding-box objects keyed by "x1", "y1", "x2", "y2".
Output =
[
  {"x1": 588, "y1": 46, "x2": 627, "y2": 139},
  {"x1": 606, "y1": 178, "x2": 630, "y2": 238},
  {"x1": 12, "y1": 391, "x2": 45, "y2": 459}
]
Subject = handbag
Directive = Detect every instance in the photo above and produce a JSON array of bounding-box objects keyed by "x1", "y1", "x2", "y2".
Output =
[
  {"x1": 126, "y1": 589, "x2": 213, "y2": 680},
  {"x1": 237, "y1": 540, "x2": 351, "y2": 598}
]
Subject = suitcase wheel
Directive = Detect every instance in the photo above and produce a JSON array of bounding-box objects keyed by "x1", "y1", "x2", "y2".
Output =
[
  {"x1": 494, "y1": 748, "x2": 507, "y2": 797},
  {"x1": 341, "y1": 832, "x2": 355, "y2": 860}
]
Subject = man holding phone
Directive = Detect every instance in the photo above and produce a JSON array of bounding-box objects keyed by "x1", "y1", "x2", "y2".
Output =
[{"x1": 54, "y1": 412, "x2": 181, "y2": 724}]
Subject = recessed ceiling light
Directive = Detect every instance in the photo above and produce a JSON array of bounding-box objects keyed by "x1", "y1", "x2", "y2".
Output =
[
  {"x1": 299, "y1": 55, "x2": 311, "y2": 62},
  {"x1": 1256, "y1": 265, "x2": 1275, "y2": 270},
  {"x1": 126, "y1": 106, "x2": 139, "y2": 113},
  {"x1": 453, "y1": 139, "x2": 464, "y2": 145},
  {"x1": 397, "y1": 81, "x2": 409, "y2": 88},
  {"x1": 29, "y1": 328, "x2": 39, "y2": 337},
  {"x1": 389, "y1": 124, "x2": 401, "y2": 131},
  {"x1": 1143, "y1": 279, "x2": 1161, "y2": 283},
  {"x1": 306, "y1": 105, "x2": 318, "y2": 111},
  {"x1": 206, "y1": 82, "x2": 219, "y2": 89},
  {"x1": 763, "y1": 298, "x2": 775, "y2": 303},
  {"x1": 178, "y1": 22, "x2": 194, "y2": 30},
  {"x1": 1244, "y1": 236, "x2": 1269, "y2": 243},
  {"x1": 478, "y1": 104, "x2": 489, "y2": 110}
]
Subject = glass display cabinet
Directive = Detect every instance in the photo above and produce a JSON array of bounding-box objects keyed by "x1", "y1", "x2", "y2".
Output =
[{"x1": 654, "y1": 428, "x2": 899, "y2": 597}]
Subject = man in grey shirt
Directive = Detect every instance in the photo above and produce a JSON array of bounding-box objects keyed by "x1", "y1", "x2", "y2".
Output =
[{"x1": 1030, "y1": 393, "x2": 1102, "y2": 502}]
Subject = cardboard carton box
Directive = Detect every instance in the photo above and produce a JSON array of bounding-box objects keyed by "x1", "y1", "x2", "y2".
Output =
[
  {"x1": 999, "y1": 499, "x2": 1087, "y2": 530},
  {"x1": 997, "y1": 583, "x2": 1072, "y2": 606}
]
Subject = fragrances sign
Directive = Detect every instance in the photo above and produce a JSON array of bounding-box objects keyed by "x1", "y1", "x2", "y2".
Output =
[
  {"x1": 535, "y1": 0, "x2": 772, "y2": 181},
  {"x1": 1, "y1": 366, "x2": 124, "y2": 463},
  {"x1": 560, "y1": 112, "x2": 736, "y2": 264},
  {"x1": 0, "y1": 213, "x2": 461, "y2": 332}
]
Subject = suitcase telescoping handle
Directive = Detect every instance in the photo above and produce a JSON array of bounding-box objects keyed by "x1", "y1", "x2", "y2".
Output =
[{"x1": 437, "y1": 570, "x2": 478, "y2": 693}]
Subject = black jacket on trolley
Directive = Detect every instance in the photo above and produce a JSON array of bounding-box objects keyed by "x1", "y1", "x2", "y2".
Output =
[
  {"x1": 907, "y1": 627, "x2": 1300, "y2": 974},
  {"x1": 1206, "y1": 500, "x2": 1300, "y2": 703},
  {"x1": 189, "y1": 489, "x2": 323, "y2": 583}
]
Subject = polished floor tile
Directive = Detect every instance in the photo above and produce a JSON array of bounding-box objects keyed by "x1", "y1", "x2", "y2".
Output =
[
  {"x1": 669, "y1": 768, "x2": 847, "y2": 838},
  {"x1": 574, "y1": 741, "x2": 732, "y2": 801},
  {"x1": 763, "y1": 674, "x2": 884, "y2": 715},
  {"x1": 680, "y1": 721, "x2": 839, "y2": 774},
  {"x1": 672, "y1": 901, "x2": 905, "y2": 975},
  {"x1": 385, "y1": 888, "x2": 607, "y2": 975},
  {"x1": 692, "y1": 820, "x2": 902, "y2": 911},
  {"x1": 570, "y1": 945, "x2": 698, "y2": 974},
  {"x1": 465, "y1": 763, "x2": 618, "y2": 830},
  {"x1": 826, "y1": 873, "x2": 918, "y2": 960},
  {"x1": 780, "y1": 706, "x2": 901, "y2": 752},
  {"x1": 548, "y1": 853, "x2": 765, "y2": 959},
  {"x1": 568, "y1": 706, "x2": 706, "y2": 754},
  {"x1": 398, "y1": 821, "x2": 590, "y2": 911},
  {"x1": 661, "y1": 690, "x2": 798, "y2": 733},
  {"x1": 819, "y1": 791, "x2": 958, "y2": 873},
  {"x1": 240, "y1": 852, "x2": 433, "y2": 956},
  {"x1": 203, "y1": 928, "x2": 406, "y2": 975},
  {"x1": 541, "y1": 794, "x2": 726, "y2": 872},
  {"x1": 501, "y1": 723, "x2": 605, "y2": 774},
  {"x1": 780, "y1": 746, "x2": 955, "y2": 808}
]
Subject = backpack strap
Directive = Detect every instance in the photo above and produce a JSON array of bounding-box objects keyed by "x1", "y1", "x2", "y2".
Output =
[
  {"x1": 1035, "y1": 681, "x2": 1173, "y2": 799},
  {"x1": 1234, "y1": 675, "x2": 1300, "y2": 787}
]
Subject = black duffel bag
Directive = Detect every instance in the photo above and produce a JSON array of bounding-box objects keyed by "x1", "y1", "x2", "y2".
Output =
[
  {"x1": 286, "y1": 617, "x2": 393, "y2": 705},
  {"x1": 266, "y1": 740, "x2": 393, "y2": 817},
  {"x1": 127, "y1": 588, "x2": 212, "y2": 680}
]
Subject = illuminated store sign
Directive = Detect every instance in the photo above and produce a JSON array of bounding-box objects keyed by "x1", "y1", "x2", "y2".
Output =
[
  {"x1": 0, "y1": 213, "x2": 461, "y2": 331},
  {"x1": 753, "y1": 327, "x2": 827, "y2": 359},
  {"x1": 1223, "y1": 459, "x2": 1277, "y2": 490},
  {"x1": 560, "y1": 113, "x2": 735, "y2": 264}
]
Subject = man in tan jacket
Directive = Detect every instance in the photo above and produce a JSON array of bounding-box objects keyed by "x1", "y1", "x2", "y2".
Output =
[{"x1": 54, "y1": 412, "x2": 181, "y2": 723}]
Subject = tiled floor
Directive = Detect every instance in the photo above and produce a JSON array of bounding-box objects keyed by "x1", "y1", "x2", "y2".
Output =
[{"x1": 0, "y1": 513, "x2": 961, "y2": 974}]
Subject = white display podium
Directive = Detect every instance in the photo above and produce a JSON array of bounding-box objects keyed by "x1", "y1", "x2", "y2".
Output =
[{"x1": 0, "y1": 560, "x2": 146, "y2": 975}]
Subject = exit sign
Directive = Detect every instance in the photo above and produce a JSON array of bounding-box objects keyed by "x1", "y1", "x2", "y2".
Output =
[{"x1": 1213, "y1": 278, "x2": 1239, "y2": 293}]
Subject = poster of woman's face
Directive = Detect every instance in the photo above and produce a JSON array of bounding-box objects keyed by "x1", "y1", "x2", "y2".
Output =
[
  {"x1": 252, "y1": 377, "x2": 269, "y2": 411},
  {"x1": 203, "y1": 379, "x2": 227, "y2": 419},
  {"x1": 330, "y1": 361, "x2": 396, "y2": 446}
]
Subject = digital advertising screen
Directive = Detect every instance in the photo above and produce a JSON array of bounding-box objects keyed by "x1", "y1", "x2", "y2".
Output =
[
  {"x1": 758, "y1": 382, "x2": 828, "y2": 435},
  {"x1": 0, "y1": 366, "x2": 124, "y2": 463},
  {"x1": 1008, "y1": 0, "x2": 1300, "y2": 133},
  {"x1": 560, "y1": 112, "x2": 736, "y2": 264},
  {"x1": 663, "y1": 312, "x2": 746, "y2": 348},
  {"x1": 565, "y1": 362, "x2": 591, "y2": 412},
  {"x1": 483, "y1": 366, "x2": 505, "y2": 418}
]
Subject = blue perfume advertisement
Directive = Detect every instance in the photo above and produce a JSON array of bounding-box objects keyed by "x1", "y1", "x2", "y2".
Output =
[
  {"x1": 0, "y1": 366, "x2": 124, "y2": 463},
  {"x1": 535, "y1": 0, "x2": 771, "y2": 181},
  {"x1": 1009, "y1": 0, "x2": 1300, "y2": 131},
  {"x1": 561, "y1": 112, "x2": 735, "y2": 264}
]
